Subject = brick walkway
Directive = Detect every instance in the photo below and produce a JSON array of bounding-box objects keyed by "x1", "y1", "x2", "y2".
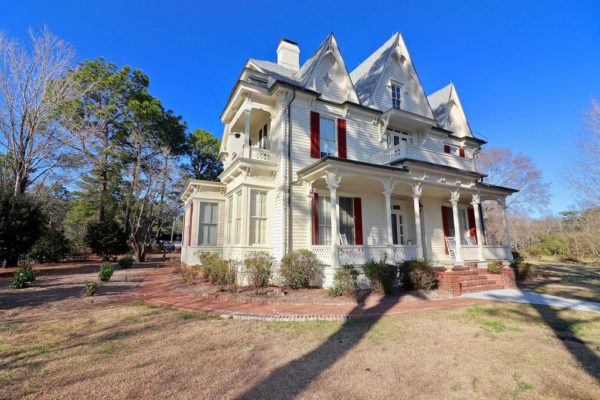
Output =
[{"x1": 135, "y1": 267, "x2": 494, "y2": 320}]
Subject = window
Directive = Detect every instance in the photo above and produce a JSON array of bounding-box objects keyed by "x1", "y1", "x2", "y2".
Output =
[
  {"x1": 250, "y1": 191, "x2": 267, "y2": 245},
  {"x1": 256, "y1": 124, "x2": 268, "y2": 149},
  {"x1": 319, "y1": 117, "x2": 336, "y2": 157},
  {"x1": 317, "y1": 196, "x2": 332, "y2": 245},
  {"x1": 391, "y1": 84, "x2": 402, "y2": 109},
  {"x1": 339, "y1": 197, "x2": 355, "y2": 245},
  {"x1": 198, "y1": 203, "x2": 218, "y2": 246},
  {"x1": 388, "y1": 129, "x2": 413, "y2": 148},
  {"x1": 234, "y1": 191, "x2": 242, "y2": 244},
  {"x1": 226, "y1": 197, "x2": 233, "y2": 244}
]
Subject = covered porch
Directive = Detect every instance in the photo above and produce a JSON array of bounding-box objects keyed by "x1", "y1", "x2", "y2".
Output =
[{"x1": 297, "y1": 157, "x2": 515, "y2": 285}]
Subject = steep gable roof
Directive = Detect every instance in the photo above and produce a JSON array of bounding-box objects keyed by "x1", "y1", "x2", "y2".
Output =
[
  {"x1": 428, "y1": 83, "x2": 473, "y2": 138},
  {"x1": 350, "y1": 33, "x2": 433, "y2": 118},
  {"x1": 247, "y1": 33, "x2": 359, "y2": 104}
]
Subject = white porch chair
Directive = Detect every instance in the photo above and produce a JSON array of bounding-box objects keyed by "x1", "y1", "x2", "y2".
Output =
[
  {"x1": 339, "y1": 233, "x2": 348, "y2": 245},
  {"x1": 465, "y1": 236, "x2": 477, "y2": 246},
  {"x1": 445, "y1": 236, "x2": 457, "y2": 261}
]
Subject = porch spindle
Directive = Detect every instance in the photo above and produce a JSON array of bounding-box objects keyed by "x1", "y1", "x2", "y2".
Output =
[
  {"x1": 471, "y1": 194, "x2": 485, "y2": 262},
  {"x1": 450, "y1": 190, "x2": 463, "y2": 265}
]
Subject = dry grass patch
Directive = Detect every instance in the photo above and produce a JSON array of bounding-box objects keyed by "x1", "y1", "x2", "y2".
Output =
[{"x1": 1, "y1": 301, "x2": 600, "y2": 399}]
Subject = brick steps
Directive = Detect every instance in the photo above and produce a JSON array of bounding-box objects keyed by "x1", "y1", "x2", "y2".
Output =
[{"x1": 436, "y1": 266, "x2": 516, "y2": 296}]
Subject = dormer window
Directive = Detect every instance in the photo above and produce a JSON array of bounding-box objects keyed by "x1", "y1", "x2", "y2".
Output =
[
  {"x1": 391, "y1": 83, "x2": 402, "y2": 109},
  {"x1": 443, "y1": 144, "x2": 466, "y2": 158}
]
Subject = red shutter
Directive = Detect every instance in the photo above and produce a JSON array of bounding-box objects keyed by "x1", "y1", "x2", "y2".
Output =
[
  {"x1": 459, "y1": 147, "x2": 465, "y2": 157},
  {"x1": 312, "y1": 192, "x2": 319, "y2": 245},
  {"x1": 441, "y1": 206, "x2": 450, "y2": 254},
  {"x1": 310, "y1": 111, "x2": 320, "y2": 158},
  {"x1": 187, "y1": 203, "x2": 194, "y2": 246},
  {"x1": 444, "y1": 144, "x2": 451, "y2": 154},
  {"x1": 353, "y1": 197, "x2": 363, "y2": 245},
  {"x1": 467, "y1": 207, "x2": 477, "y2": 242},
  {"x1": 337, "y1": 118, "x2": 347, "y2": 158}
]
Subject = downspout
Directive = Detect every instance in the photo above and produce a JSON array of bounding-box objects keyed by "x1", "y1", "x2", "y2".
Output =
[{"x1": 286, "y1": 88, "x2": 297, "y2": 254}]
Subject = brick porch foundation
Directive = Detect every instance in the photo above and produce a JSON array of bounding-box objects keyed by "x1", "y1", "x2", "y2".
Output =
[{"x1": 435, "y1": 265, "x2": 517, "y2": 297}]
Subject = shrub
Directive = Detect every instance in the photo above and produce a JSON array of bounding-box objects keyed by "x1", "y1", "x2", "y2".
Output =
[
  {"x1": 199, "y1": 253, "x2": 236, "y2": 290},
  {"x1": 539, "y1": 234, "x2": 569, "y2": 256},
  {"x1": 0, "y1": 189, "x2": 45, "y2": 267},
  {"x1": 400, "y1": 259, "x2": 437, "y2": 291},
  {"x1": 487, "y1": 260, "x2": 503, "y2": 274},
  {"x1": 84, "y1": 220, "x2": 129, "y2": 259},
  {"x1": 527, "y1": 246, "x2": 543, "y2": 258},
  {"x1": 10, "y1": 263, "x2": 38, "y2": 289},
  {"x1": 327, "y1": 264, "x2": 358, "y2": 297},
  {"x1": 512, "y1": 250, "x2": 524, "y2": 263},
  {"x1": 98, "y1": 262, "x2": 114, "y2": 282},
  {"x1": 29, "y1": 227, "x2": 70, "y2": 264},
  {"x1": 181, "y1": 264, "x2": 205, "y2": 284},
  {"x1": 511, "y1": 258, "x2": 537, "y2": 282},
  {"x1": 244, "y1": 252, "x2": 274, "y2": 291},
  {"x1": 84, "y1": 281, "x2": 98, "y2": 296},
  {"x1": 118, "y1": 255, "x2": 133, "y2": 269},
  {"x1": 363, "y1": 259, "x2": 399, "y2": 295},
  {"x1": 280, "y1": 249, "x2": 322, "y2": 289}
]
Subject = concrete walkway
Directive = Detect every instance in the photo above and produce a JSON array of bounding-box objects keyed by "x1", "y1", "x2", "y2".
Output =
[{"x1": 463, "y1": 288, "x2": 600, "y2": 313}]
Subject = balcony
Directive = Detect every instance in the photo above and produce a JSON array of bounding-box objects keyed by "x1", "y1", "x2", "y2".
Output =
[
  {"x1": 367, "y1": 141, "x2": 475, "y2": 172},
  {"x1": 234, "y1": 145, "x2": 274, "y2": 163}
]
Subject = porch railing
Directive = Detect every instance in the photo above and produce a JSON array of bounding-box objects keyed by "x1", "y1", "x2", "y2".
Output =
[
  {"x1": 241, "y1": 145, "x2": 273, "y2": 162},
  {"x1": 313, "y1": 245, "x2": 420, "y2": 266},
  {"x1": 367, "y1": 142, "x2": 475, "y2": 172},
  {"x1": 462, "y1": 244, "x2": 511, "y2": 261}
]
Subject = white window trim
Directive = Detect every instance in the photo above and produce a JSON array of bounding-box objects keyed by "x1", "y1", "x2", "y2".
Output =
[
  {"x1": 249, "y1": 190, "x2": 268, "y2": 246},
  {"x1": 198, "y1": 202, "x2": 219, "y2": 246},
  {"x1": 319, "y1": 115, "x2": 337, "y2": 157}
]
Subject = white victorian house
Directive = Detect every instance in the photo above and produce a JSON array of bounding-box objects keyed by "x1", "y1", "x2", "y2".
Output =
[{"x1": 180, "y1": 33, "x2": 517, "y2": 287}]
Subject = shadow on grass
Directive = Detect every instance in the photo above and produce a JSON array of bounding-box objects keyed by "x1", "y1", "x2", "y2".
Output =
[{"x1": 235, "y1": 289, "x2": 422, "y2": 399}]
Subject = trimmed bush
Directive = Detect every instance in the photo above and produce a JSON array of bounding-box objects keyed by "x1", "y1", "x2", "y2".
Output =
[
  {"x1": 400, "y1": 259, "x2": 437, "y2": 291},
  {"x1": 511, "y1": 260, "x2": 537, "y2": 282},
  {"x1": 280, "y1": 249, "x2": 322, "y2": 289},
  {"x1": 29, "y1": 227, "x2": 70, "y2": 263},
  {"x1": 10, "y1": 263, "x2": 38, "y2": 289},
  {"x1": 244, "y1": 252, "x2": 274, "y2": 292},
  {"x1": 118, "y1": 255, "x2": 134, "y2": 269},
  {"x1": 327, "y1": 264, "x2": 358, "y2": 297},
  {"x1": 84, "y1": 281, "x2": 98, "y2": 296},
  {"x1": 487, "y1": 260, "x2": 503, "y2": 274},
  {"x1": 363, "y1": 259, "x2": 398, "y2": 295},
  {"x1": 98, "y1": 262, "x2": 114, "y2": 282}
]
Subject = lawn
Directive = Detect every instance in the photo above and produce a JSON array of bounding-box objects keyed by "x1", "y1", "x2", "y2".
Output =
[
  {"x1": 527, "y1": 259, "x2": 600, "y2": 302},
  {"x1": 2, "y1": 299, "x2": 600, "y2": 399}
]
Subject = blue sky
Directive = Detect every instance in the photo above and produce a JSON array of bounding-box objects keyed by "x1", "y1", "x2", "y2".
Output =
[{"x1": 2, "y1": 0, "x2": 599, "y2": 213}]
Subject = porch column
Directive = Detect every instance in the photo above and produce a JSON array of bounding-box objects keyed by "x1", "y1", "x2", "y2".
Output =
[
  {"x1": 450, "y1": 190, "x2": 463, "y2": 265},
  {"x1": 383, "y1": 180, "x2": 395, "y2": 246},
  {"x1": 244, "y1": 109, "x2": 251, "y2": 157},
  {"x1": 412, "y1": 184, "x2": 423, "y2": 259},
  {"x1": 326, "y1": 172, "x2": 341, "y2": 282},
  {"x1": 471, "y1": 194, "x2": 484, "y2": 262},
  {"x1": 499, "y1": 198, "x2": 513, "y2": 261}
]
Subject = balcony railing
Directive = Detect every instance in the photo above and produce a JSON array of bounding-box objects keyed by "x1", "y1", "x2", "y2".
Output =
[
  {"x1": 230, "y1": 145, "x2": 274, "y2": 163},
  {"x1": 367, "y1": 142, "x2": 475, "y2": 172}
]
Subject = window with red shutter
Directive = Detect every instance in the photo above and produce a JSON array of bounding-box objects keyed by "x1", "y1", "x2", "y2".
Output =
[
  {"x1": 337, "y1": 118, "x2": 347, "y2": 158},
  {"x1": 467, "y1": 207, "x2": 477, "y2": 243},
  {"x1": 441, "y1": 206, "x2": 450, "y2": 254},
  {"x1": 310, "y1": 111, "x2": 320, "y2": 158},
  {"x1": 444, "y1": 144, "x2": 451, "y2": 154},
  {"x1": 187, "y1": 203, "x2": 194, "y2": 246},
  {"x1": 459, "y1": 147, "x2": 465, "y2": 157}
]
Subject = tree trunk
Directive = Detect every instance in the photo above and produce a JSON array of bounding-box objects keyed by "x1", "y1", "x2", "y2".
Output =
[
  {"x1": 133, "y1": 241, "x2": 146, "y2": 262},
  {"x1": 96, "y1": 129, "x2": 110, "y2": 223}
]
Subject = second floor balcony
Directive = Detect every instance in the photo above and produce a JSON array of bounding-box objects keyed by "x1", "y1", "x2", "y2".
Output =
[{"x1": 367, "y1": 141, "x2": 475, "y2": 172}]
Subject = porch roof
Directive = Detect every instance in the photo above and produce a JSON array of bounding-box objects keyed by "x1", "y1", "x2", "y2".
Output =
[{"x1": 296, "y1": 155, "x2": 409, "y2": 182}]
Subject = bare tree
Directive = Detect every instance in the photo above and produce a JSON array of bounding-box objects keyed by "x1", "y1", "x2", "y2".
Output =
[
  {"x1": 571, "y1": 98, "x2": 600, "y2": 205},
  {"x1": 478, "y1": 147, "x2": 550, "y2": 214},
  {"x1": 0, "y1": 27, "x2": 76, "y2": 194}
]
